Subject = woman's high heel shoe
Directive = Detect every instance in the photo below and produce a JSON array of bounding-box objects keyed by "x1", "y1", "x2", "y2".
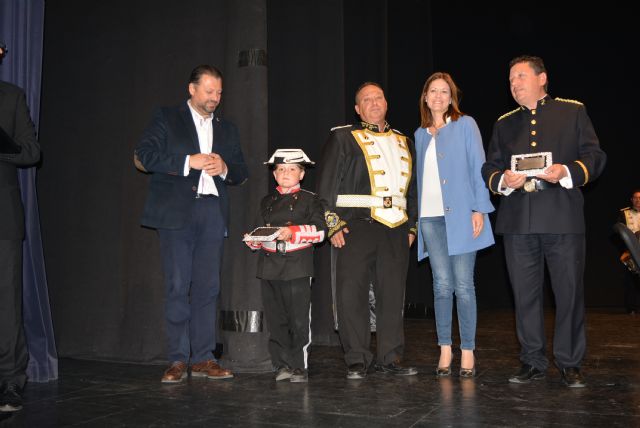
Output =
[
  {"x1": 459, "y1": 366, "x2": 476, "y2": 378},
  {"x1": 436, "y1": 355, "x2": 453, "y2": 377},
  {"x1": 436, "y1": 365, "x2": 452, "y2": 376},
  {"x1": 459, "y1": 356, "x2": 476, "y2": 378}
]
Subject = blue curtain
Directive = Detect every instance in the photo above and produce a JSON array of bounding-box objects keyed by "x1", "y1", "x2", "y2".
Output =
[{"x1": 0, "y1": 0, "x2": 57, "y2": 382}]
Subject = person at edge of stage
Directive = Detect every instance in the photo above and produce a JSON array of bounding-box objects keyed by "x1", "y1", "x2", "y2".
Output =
[
  {"x1": 617, "y1": 189, "x2": 640, "y2": 314},
  {"x1": 481, "y1": 55, "x2": 606, "y2": 388},
  {"x1": 135, "y1": 64, "x2": 248, "y2": 383},
  {"x1": 0, "y1": 41, "x2": 41, "y2": 414},
  {"x1": 244, "y1": 149, "x2": 326, "y2": 383},
  {"x1": 414, "y1": 72, "x2": 495, "y2": 378},
  {"x1": 316, "y1": 82, "x2": 418, "y2": 380}
]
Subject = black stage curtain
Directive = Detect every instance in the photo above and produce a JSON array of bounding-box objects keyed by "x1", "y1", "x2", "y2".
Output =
[
  {"x1": 39, "y1": 0, "x2": 637, "y2": 362},
  {"x1": 268, "y1": 1, "x2": 637, "y2": 328},
  {"x1": 38, "y1": 0, "x2": 269, "y2": 363}
]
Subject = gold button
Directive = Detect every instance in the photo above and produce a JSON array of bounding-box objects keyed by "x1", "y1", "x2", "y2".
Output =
[
  {"x1": 531, "y1": 130, "x2": 537, "y2": 136},
  {"x1": 531, "y1": 141, "x2": 537, "y2": 147},
  {"x1": 532, "y1": 109, "x2": 537, "y2": 115},
  {"x1": 531, "y1": 119, "x2": 537, "y2": 125}
]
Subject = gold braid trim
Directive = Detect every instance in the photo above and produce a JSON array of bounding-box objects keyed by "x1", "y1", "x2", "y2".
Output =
[
  {"x1": 555, "y1": 97, "x2": 583, "y2": 105},
  {"x1": 497, "y1": 107, "x2": 520, "y2": 121},
  {"x1": 328, "y1": 221, "x2": 347, "y2": 237},
  {"x1": 325, "y1": 211, "x2": 347, "y2": 237},
  {"x1": 574, "y1": 160, "x2": 589, "y2": 185},
  {"x1": 488, "y1": 170, "x2": 501, "y2": 194}
]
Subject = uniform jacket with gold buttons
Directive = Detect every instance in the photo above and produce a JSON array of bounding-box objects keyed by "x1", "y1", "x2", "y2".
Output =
[
  {"x1": 482, "y1": 96, "x2": 606, "y2": 234},
  {"x1": 315, "y1": 122, "x2": 417, "y2": 237}
]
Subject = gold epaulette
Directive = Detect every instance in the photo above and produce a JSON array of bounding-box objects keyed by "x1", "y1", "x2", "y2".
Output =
[
  {"x1": 391, "y1": 128, "x2": 405, "y2": 136},
  {"x1": 621, "y1": 207, "x2": 631, "y2": 212},
  {"x1": 555, "y1": 97, "x2": 583, "y2": 105},
  {"x1": 331, "y1": 124, "x2": 352, "y2": 131},
  {"x1": 497, "y1": 107, "x2": 520, "y2": 122}
]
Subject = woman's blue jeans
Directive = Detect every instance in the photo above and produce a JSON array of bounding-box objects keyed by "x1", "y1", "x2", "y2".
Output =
[{"x1": 420, "y1": 217, "x2": 477, "y2": 350}]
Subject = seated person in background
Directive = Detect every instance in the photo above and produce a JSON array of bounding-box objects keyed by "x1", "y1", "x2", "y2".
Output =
[
  {"x1": 618, "y1": 189, "x2": 640, "y2": 314},
  {"x1": 245, "y1": 149, "x2": 326, "y2": 383}
]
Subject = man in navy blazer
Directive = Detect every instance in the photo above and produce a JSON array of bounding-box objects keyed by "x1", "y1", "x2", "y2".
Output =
[
  {"x1": 135, "y1": 65, "x2": 248, "y2": 383},
  {"x1": 0, "y1": 43, "x2": 41, "y2": 413}
]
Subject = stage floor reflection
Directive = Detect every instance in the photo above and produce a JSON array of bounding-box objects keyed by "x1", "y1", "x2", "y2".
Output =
[{"x1": 3, "y1": 309, "x2": 639, "y2": 427}]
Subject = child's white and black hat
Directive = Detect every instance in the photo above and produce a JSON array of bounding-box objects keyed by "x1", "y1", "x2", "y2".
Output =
[{"x1": 264, "y1": 149, "x2": 315, "y2": 166}]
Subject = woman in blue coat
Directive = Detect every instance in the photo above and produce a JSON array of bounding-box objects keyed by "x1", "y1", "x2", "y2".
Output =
[{"x1": 415, "y1": 72, "x2": 494, "y2": 377}]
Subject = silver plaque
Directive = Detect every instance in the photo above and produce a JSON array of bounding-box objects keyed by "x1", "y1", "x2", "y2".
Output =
[{"x1": 510, "y1": 152, "x2": 552, "y2": 177}]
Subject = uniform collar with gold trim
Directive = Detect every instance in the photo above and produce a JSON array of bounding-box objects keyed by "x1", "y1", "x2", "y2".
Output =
[
  {"x1": 360, "y1": 120, "x2": 390, "y2": 133},
  {"x1": 519, "y1": 94, "x2": 551, "y2": 112}
]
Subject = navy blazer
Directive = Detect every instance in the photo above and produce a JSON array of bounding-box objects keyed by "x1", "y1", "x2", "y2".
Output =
[
  {"x1": 135, "y1": 103, "x2": 248, "y2": 230},
  {"x1": 0, "y1": 81, "x2": 41, "y2": 240}
]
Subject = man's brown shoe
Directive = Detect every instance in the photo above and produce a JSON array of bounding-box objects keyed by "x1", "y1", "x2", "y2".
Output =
[
  {"x1": 161, "y1": 361, "x2": 187, "y2": 383},
  {"x1": 191, "y1": 360, "x2": 234, "y2": 380}
]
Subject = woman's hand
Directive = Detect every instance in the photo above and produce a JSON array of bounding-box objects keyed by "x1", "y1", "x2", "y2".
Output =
[{"x1": 471, "y1": 212, "x2": 484, "y2": 239}]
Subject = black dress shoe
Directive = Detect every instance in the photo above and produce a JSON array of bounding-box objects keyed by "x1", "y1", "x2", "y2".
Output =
[
  {"x1": 375, "y1": 361, "x2": 418, "y2": 376},
  {"x1": 0, "y1": 383, "x2": 22, "y2": 413},
  {"x1": 561, "y1": 367, "x2": 586, "y2": 388},
  {"x1": 508, "y1": 364, "x2": 545, "y2": 384},
  {"x1": 346, "y1": 363, "x2": 367, "y2": 380}
]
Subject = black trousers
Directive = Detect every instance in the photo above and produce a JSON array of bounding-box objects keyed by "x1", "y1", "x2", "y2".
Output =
[
  {"x1": 262, "y1": 277, "x2": 312, "y2": 370},
  {"x1": 335, "y1": 220, "x2": 409, "y2": 367},
  {"x1": 0, "y1": 240, "x2": 28, "y2": 388},
  {"x1": 504, "y1": 234, "x2": 586, "y2": 371}
]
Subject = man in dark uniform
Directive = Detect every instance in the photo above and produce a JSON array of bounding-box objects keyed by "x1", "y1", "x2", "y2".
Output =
[
  {"x1": 618, "y1": 189, "x2": 640, "y2": 313},
  {"x1": 482, "y1": 55, "x2": 606, "y2": 388},
  {"x1": 0, "y1": 42, "x2": 41, "y2": 412},
  {"x1": 245, "y1": 149, "x2": 326, "y2": 383},
  {"x1": 316, "y1": 82, "x2": 417, "y2": 379}
]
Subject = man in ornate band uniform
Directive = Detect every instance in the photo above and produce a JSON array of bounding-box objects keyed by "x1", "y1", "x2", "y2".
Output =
[
  {"x1": 316, "y1": 82, "x2": 417, "y2": 379},
  {"x1": 482, "y1": 56, "x2": 606, "y2": 388},
  {"x1": 618, "y1": 189, "x2": 640, "y2": 313}
]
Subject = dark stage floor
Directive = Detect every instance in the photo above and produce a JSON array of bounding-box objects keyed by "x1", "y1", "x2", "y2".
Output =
[{"x1": 2, "y1": 309, "x2": 639, "y2": 427}]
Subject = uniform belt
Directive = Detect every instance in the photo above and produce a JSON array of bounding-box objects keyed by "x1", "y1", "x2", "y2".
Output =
[
  {"x1": 262, "y1": 241, "x2": 311, "y2": 254},
  {"x1": 336, "y1": 194, "x2": 406, "y2": 209},
  {"x1": 196, "y1": 193, "x2": 218, "y2": 199},
  {"x1": 519, "y1": 178, "x2": 561, "y2": 193}
]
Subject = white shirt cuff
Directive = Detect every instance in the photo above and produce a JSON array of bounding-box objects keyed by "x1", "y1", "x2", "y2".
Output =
[
  {"x1": 183, "y1": 156, "x2": 190, "y2": 176},
  {"x1": 559, "y1": 165, "x2": 573, "y2": 188},
  {"x1": 497, "y1": 174, "x2": 515, "y2": 196}
]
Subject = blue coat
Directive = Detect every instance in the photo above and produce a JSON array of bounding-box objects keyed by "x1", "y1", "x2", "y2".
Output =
[{"x1": 415, "y1": 115, "x2": 494, "y2": 260}]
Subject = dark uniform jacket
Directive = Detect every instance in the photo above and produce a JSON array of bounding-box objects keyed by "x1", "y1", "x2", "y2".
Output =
[
  {"x1": 0, "y1": 81, "x2": 41, "y2": 240},
  {"x1": 135, "y1": 103, "x2": 248, "y2": 230},
  {"x1": 255, "y1": 188, "x2": 326, "y2": 281},
  {"x1": 315, "y1": 122, "x2": 418, "y2": 236},
  {"x1": 482, "y1": 96, "x2": 606, "y2": 234}
]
